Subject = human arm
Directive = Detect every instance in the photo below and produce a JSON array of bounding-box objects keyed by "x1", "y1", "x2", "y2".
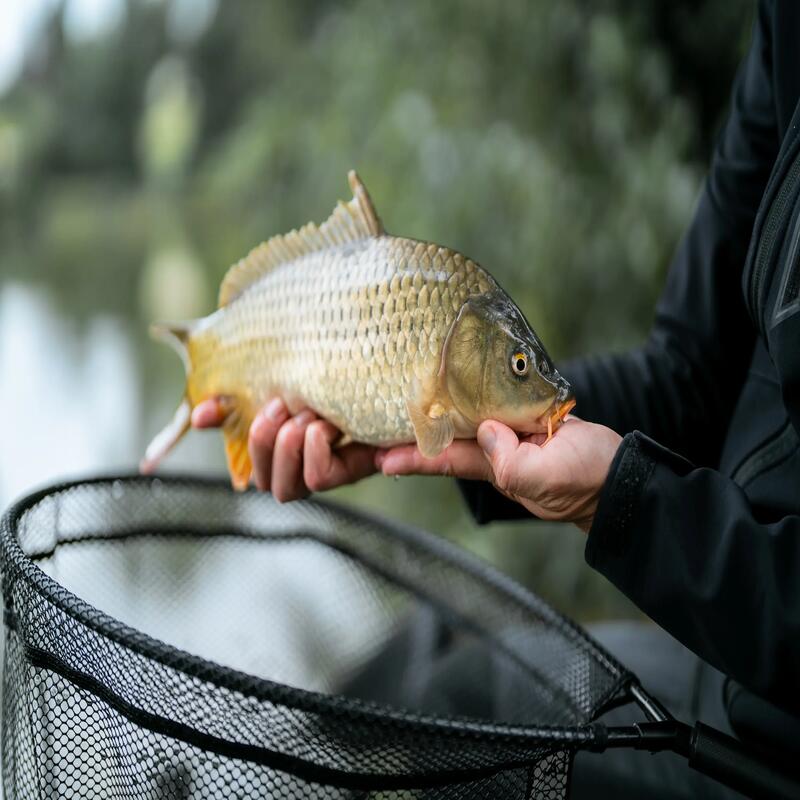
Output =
[
  {"x1": 377, "y1": 416, "x2": 622, "y2": 532},
  {"x1": 587, "y1": 429, "x2": 800, "y2": 714},
  {"x1": 379, "y1": 415, "x2": 800, "y2": 712},
  {"x1": 460, "y1": 0, "x2": 778, "y2": 523}
]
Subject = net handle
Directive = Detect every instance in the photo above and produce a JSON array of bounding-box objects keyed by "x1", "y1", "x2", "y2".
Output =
[
  {"x1": 602, "y1": 683, "x2": 800, "y2": 799},
  {"x1": 604, "y1": 721, "x2": 800, "y2": 799}
]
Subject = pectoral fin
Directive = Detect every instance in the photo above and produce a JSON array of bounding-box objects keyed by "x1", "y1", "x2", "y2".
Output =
[
  {"x1": 407, "y1": 400, "x2": 455, "y2": 458},
  {"x1": 223, "y1": 402, "x2": 255, "y2": 491}
]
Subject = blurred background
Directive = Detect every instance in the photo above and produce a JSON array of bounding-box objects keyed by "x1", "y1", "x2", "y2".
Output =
[{"x1": 0, "y1": 0, "x2": 753, "y2": 622}]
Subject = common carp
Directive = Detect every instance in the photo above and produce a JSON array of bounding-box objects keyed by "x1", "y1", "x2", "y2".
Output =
[{"x1": 142, "y1": 171, "x2": 574, "y2": 489}]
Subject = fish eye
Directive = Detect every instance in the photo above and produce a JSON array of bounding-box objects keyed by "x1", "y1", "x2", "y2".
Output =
[{"x1": 511, "y1": 352, "x2": 529, "y2": 376}]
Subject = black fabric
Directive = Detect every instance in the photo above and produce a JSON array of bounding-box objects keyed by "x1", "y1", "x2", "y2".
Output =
[
  {"x1": 459, "y1": 0, "x2": 800, "y2": 756},
  {"x1": 585, "y1": 433, "x2": 656, "y2": 557},
  {"x1": 584, "y1": 430, "x2": 800, "y2": 719}
]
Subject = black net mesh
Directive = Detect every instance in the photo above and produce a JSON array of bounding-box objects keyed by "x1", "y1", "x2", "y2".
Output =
[{"x1": 1, "y1": 475, "x2": 631, "y2": 799}]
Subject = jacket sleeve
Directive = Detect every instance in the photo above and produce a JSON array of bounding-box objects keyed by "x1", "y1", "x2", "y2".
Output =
[
  {"x1": 588, "y1": 430, "x2": 800, "y2": 713},
  {"x1": 460, "y1": 0, "x2": 777, "y2": 524}
]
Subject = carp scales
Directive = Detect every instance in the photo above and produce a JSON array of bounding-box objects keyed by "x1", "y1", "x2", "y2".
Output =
[{"x1": 142, "y1": 171, "x2": 575, "y2": 489}]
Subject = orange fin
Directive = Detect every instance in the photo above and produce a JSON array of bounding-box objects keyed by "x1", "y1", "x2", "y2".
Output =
[{"x1": 223, "y1": 403, "x2": 255, "y2": 491}]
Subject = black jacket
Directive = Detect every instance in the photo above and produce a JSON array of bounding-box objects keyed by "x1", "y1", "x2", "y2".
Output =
[{"x1": 461, "y1": 0, "x2": 800, "y2": 754}]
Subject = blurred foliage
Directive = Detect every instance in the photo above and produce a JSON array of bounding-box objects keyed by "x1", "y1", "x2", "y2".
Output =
[{"x1": 0, "y1": 0, "x2": 752, "y2": 619}]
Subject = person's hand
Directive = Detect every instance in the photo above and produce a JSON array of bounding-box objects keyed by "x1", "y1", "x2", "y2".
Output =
[
  {"x1": 191, "y1": 397, "x2": 378, "y2": 501},
  {"x1": 375, "y1": 417, "x2": 622, "y2": 532}
]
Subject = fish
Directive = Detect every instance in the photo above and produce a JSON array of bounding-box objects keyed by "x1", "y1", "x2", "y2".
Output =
[{"x1": 142, "y1": 171, "x2": 575, "y2": 489}]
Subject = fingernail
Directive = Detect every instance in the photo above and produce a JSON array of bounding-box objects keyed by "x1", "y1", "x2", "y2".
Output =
[
  {"x1": 265, "y1": 397, "x2": 284, "y2": 421},
  {"x1": 478, "y1": 425, "x2": 496, "y2": 455},
  {"x1": 293, "y1": 409, "x2": 315, "y2": 427},
  {"x1": 374, "y1": 451, "x2": 386, "y2": 469}
]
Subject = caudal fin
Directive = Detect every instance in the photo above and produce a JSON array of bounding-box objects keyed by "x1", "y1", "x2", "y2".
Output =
[
  {"x1": 141, "y1": 321, "x2": 195, "y2": 475},
  {"x1": 144, "y1": 320, "x2": 256, "y2": 490},
  {"x1": 149, "y1": 321, "x2": 192, "y2": 369},
  {"x1": 140, "y1": 400, "x2": 191, "y2": 474}
]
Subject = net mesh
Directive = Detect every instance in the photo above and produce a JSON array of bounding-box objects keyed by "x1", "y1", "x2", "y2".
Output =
[{"x1": 1, "y1": 476, "x2": 631, "y2": 799}]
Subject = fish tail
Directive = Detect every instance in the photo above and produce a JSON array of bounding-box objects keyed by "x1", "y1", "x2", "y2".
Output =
[
  {"x1": 140, "y1": 321, "x2": 196, "y2": 475},
  {"x1": 149, "y1": 321, "x2": 193, "y2": 372},
  {"x1": 144, "y1": 320, "x2": 255, "y2": 490},
  {"x1": 140, "y1": 399, "x2": 191, "y2": 474}
]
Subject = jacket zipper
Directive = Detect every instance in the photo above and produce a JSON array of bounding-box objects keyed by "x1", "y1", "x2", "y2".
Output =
[
  {"x1": 730, "y1": 419, "x2": 799, "y2": 487},
  {"x1": 750, "y1": 147, "x2": 800, "y2": 331},
  {"x1": 773, "y1": 194, "x2": 800, "y2": 321}
]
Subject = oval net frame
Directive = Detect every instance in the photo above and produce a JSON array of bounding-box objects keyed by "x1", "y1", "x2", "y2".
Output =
[{"x1": 1, "y1": 475, "x2": 633, "y2": 799}]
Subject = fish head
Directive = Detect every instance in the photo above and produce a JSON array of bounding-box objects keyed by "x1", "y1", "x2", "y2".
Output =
[{"x1": 444, "y1": 291, "x2": 574, "y2": 434}]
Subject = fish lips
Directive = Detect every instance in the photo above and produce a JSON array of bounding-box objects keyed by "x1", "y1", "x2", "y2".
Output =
[{"x1": 528, "y1": 389, "x2": 576, "y2": 435}]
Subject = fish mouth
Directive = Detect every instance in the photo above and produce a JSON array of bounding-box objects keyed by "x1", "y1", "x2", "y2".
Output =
[{"x1": 543, "y1": 396, "x2": 576, "y2": 443}]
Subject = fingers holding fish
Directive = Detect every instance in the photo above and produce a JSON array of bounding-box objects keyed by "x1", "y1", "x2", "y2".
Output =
[
  {"x1": 375, "y1": 440, "x2": 493, "y2": 482},
  {"x1": 476, "y1": 417, "x2": 623, "y2": 531},
  {"x1": 476, "y1": 421, "x2": 544, "y2": 499},
  {"x1": 190, "y1": 398, "x2": 226, "y2": 429},
  {"x1": 303, "y1": 420, "x2": 377, "y2": 493},
  {"x1": 373, "y1": 415, "x2": 623, "y2": 533},
  {"x1": 249, "y1": 398, "x2": 291, "y2": 491},
  {"x1": 191, "y1": 396, "x2": 374, "y2": 496},
  {"x1": 271, "y1": 409, "x2": 317, "y2": 502}
]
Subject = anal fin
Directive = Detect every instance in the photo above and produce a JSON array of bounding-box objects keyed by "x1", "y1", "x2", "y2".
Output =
[{"x1": 223, "y1": 403, "x2": 255, "y2": 491}]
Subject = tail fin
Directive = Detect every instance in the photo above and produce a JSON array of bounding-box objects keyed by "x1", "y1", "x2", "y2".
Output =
[
  {"x1": 149, "y1": 321, "x2": 192, "y2": 371},
  {"x1": 140, "y1": 400, "x2": 191, "y2": 474},
  {"x1": 140, "y1": 322, "x2": 194, "y2": 475},
  {"x1": 142, "y1": 320, "x2": 256, "y2": 490}
]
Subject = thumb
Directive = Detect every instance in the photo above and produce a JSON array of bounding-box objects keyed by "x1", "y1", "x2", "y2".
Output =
[{"x1": 477, "y1": 421, "x2": 523, "y2": 492}]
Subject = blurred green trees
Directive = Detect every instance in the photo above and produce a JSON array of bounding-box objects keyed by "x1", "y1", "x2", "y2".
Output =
[{"x1": 0, "y1": 0, "x2": 752, "y2": 617}]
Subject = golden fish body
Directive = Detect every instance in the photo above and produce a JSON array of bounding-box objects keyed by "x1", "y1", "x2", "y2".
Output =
[
  {"x1": 190, "y1": 236, "x2": 494, "y2": 445},
  {"x1": 144, "y1": 172, "x2": 573, "y2": 489}
]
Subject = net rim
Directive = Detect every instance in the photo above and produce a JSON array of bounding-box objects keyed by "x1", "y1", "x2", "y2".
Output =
[{"x1": 0, "y1": 472, "x2": 631, "y2": 748}]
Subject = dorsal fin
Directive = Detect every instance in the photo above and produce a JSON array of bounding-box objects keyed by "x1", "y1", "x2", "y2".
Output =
[{"x1": 218, "y1": 170, "x2": 385, "y2": 307}]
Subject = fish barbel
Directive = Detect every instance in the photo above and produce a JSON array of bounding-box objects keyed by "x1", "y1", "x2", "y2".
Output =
[{"x1": 143, "y1": 171, "x2": 574, "y2": 489}]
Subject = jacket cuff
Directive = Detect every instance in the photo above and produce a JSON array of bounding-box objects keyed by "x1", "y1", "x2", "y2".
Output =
[{"x1": 585, "y1": 431, "x2": 657, "y2": 562}]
